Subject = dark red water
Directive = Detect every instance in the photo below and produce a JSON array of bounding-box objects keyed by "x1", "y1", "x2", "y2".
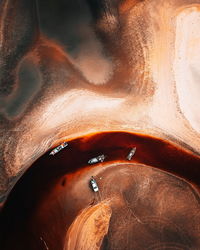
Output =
[{"x1": 0, "y1": 131, "x2": 200, "y2": 250}]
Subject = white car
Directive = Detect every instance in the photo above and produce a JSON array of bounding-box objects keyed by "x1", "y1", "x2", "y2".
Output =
[
  {"x1": 127, "y1": 147, "x2": 136, "y2": 160},
  {"x1": 49, "y1": 142, "x2": 68, "y2": 155},
  {"x1": 90, "y1": 177, "x2": 99, "y2": 192},
  {"x1": 88, "y1": 154, "x2": 106, "y2": 164}
]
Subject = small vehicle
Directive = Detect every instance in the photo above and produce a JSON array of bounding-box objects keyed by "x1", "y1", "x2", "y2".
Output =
[
  {"x1": 90, "y1": 177, "x2": 99, "y2": 192},
  {"x1": 49, "y1": 142, "x2": 68, "y2": 155},
  {"x1": 88, "y1": 154, "x2": 106, "y2": 165},
  {"x1": 127, "y1": 147, "x2": 136, "y2": 161}
]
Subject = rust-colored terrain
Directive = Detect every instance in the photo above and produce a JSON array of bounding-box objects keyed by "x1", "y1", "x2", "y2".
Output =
[
  {"x1": 1, "y1": 0, "x2": 200, "y2": 249},
  {"x1": 0, "y1": 132, "x2": 200, "y2": 249}
]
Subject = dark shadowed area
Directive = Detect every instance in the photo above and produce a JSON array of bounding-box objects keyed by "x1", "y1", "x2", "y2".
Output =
[
  {"x1": 0, "y1": 132, "x2": 200, "y2": 250},
  {"x1": 37, "y1": 0, "x2": 93, "y2": 55}
]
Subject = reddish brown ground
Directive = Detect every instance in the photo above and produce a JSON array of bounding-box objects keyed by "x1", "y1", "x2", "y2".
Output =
[{"x1": 0, "y1": 132, "x2": 200, "y2": 250}]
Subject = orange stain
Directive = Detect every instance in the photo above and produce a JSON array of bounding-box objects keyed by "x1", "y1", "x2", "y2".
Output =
[
  {"x1": 119, "y1": 0, "x2": 143, "y2": 14},
  {"x1": 37, "y1": 36, "x2": 72, "y2": 65}
]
